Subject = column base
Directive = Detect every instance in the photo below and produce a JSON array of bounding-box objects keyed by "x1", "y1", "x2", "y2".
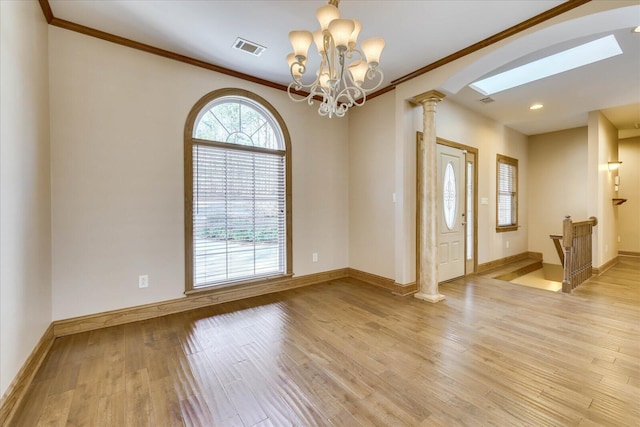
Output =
[{"x1": 414, "y1": 292, "x2": 445, "y2": 303}]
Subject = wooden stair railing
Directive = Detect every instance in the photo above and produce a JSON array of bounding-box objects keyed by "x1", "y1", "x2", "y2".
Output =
[
  {"x1": 549, "y1": 234, "x2": 564, "y2": 266},
  {"x1": 559, "y1": 215, "x2": 598, "y2": 293}
]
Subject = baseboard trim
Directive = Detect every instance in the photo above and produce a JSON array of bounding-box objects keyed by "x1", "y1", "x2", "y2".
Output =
[
  {"x1": 347, "y1": 268, "x2": 395, "y2": 291},
  {"x1": 619, "y1": 251, "x2": 640, "y2": 257},
  {"x1": 53, "y1": 268, "x2": 349, "y2": 337},
  {"x1": 0, "y1": 324, "x2": 55, "y2": 427},
  {"x1": 593, "y1": 256, "x2": 618, "y2": 276},
  {"x1": 527, "y1": 251, "x2": 543, "y2": 260},
  {"x1": 393, "y1": 282, "x2": 418, "y2": 296},
  {"x1": 477, "y1": 251, "x2": 542, "y2": 274},
  {"x1": 347, "y1": 268, "x2": 417, "y2": 296}
]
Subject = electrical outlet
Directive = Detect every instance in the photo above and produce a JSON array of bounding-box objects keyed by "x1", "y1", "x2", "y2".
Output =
[
  {"x1": 312, "y1": 253, "x2": 318, "y2": 262},
  {"x1": 506, "y1": 241, "x2": 510, "y2": 249},
  {"x1": 139, "y1": 275, "x2": 149, "y2": 288}
]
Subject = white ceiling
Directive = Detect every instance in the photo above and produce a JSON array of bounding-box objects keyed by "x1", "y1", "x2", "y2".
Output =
[{"x1": 49, "y1": 0, "x2": 640, "y2": 137}]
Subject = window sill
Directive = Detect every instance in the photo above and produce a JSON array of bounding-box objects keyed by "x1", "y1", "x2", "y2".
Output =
[
  {"x1": 185, "y1": 273, "x2": 294, "y2": 297},
  {"x1": 496, "y1": 225, "x2": 518, "y2": 233}
]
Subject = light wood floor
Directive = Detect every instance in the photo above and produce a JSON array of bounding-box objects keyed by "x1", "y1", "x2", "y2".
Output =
[{"x1": 12, "y1": 257, "x2": 640, "y2": 426}]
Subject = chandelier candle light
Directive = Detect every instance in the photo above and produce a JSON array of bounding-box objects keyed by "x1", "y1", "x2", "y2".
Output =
[{"x1": 287, "y1": 0, "x2": 385, "y2": 118}]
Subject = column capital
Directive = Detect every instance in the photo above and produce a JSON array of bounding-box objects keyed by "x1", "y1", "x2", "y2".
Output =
[{"x1": 412, "y1": 90, "x2": 446, "y2": 106}]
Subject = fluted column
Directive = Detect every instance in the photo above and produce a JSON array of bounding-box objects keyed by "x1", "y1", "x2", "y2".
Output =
[{"x1": 413, "y1": 90, "x2": 445, "y2": 303}]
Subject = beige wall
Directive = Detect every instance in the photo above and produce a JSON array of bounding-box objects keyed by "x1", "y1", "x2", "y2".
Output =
[
  {"x1": 49, "y1": 27, "x2": 349, "y2": 320},
  {"x1": 528, "y1": 127, "x2": 588, "y2": 265},
  {"x1": 588, "y1": 111, "x2": 620, "y2": 267},
  {"x1": 348, "y1": 86, "x2": 530, "y2": 285},
  {"x1": 618, "y1": 137, "x2": 640, "y2": 253},
  {"x1": 348, "y1": 91, "x2": 396, "y2": 279},
  {"x1": 436, "y1": 100, "x2": 529, "y2": 266},
  {"x1": 0, "y1": 1, "x2": 52, "y2": 396}
]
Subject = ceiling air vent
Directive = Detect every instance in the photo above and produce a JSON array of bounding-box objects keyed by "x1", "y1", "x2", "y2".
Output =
[
  {"x1": 479, "y1": 97, "x2": 495, "y2": 104},
  {"x1": 233, "y1": 38, "x2": 266, "y2": 56}
]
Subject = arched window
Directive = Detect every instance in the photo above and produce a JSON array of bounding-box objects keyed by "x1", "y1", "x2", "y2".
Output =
[{"x1": 184, "y1": 89, "x2": 292, "y2": 292}]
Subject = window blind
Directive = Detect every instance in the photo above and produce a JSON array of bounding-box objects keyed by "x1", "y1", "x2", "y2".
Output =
[
  {"x1": 497, "y1": 160, "x2": 517, "y2": 227},
  {"x1": 192, "y1": 143, "x2": 286, "y2": 287}
]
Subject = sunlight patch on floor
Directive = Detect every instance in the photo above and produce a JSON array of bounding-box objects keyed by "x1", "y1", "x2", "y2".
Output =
[{"x1": 510, "y1": 268, "x2": 562, "y2": 292}]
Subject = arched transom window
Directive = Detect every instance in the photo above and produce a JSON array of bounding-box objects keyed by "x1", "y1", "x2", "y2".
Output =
[{"x1": 185, "y1": 89, "x2": 292, "y2": 291}]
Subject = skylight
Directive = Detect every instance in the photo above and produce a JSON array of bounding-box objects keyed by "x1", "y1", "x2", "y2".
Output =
[{"x1": 469, "y1": 34, "x2": 623, "y2": 96}]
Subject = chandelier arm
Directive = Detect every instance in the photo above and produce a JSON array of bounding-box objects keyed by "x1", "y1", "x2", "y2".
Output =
[
  {"x1": 344, "y1": 47, "x2": 365, "y2": 63},
  {"x1": 287, "y1": 83, "x2": 312, "y2": 103},
  {"x1": 351, "y1": 91, "x2": 367, "y2": 107},
  {"x1": 335, "y1": 86, "x2": 362, "y2": 108},
  {"x1": 323, "y1": 32, "x2": 334, "y2": 81},
  {"x1": 312, "y1": 85, "x2": 330, "y2": 104},
  {"x1": 289, "y1": 61, "x2": 307, "y2": 84},
  {"x1": 287, "y1": 80, "x2": 324, "y2": 104},
  {"x1": 364, "y1": 68, "x2": 385, "y2": 93}
]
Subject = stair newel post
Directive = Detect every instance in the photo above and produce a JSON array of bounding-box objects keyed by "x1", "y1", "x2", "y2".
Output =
[{"x1": 561, "y1": 215, "x2": 573, "y2": 293}]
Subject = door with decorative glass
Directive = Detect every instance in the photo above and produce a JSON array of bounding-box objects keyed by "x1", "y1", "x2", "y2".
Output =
[{"x1": 437, "y1": 144, "x2": 466, "y2": 282}]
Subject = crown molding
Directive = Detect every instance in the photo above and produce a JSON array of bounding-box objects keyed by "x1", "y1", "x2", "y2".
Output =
[{"x1": 37, "y1": 0, "x2": 590, "y2": 109}]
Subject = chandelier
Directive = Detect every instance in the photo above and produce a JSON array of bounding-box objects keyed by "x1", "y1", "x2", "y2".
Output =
[{"x1": 286, "y1": 0, "x2": 385, "y2": 118}]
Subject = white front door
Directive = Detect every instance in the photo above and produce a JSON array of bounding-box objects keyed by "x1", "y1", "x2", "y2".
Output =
[{"x1": 437, "y1": 144, "x2": 466, "y2": 282}]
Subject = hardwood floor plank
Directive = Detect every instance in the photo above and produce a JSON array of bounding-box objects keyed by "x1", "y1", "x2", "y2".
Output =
[
  {"x1": 223, "y1": 379, "x2": 269, "y2": 426},
  {"x1": 327, "y1": 408, "x2": 363, "y2": 427},
  {"x1": 179, "y1": 394, "x2": 219, "y2": 427},
  {"x1": 185, "y1": 350, "x2": 239, "y2": 424},
  {"x1": 65, "y1": 382, "x2": 99, "y2": 426},
  {"x1": 149, "y1": 377, "x2": 185, "y2": 427},
  {"x1": 95, "y1": 391, "x2": 125, "y2": 427},
  {"x1": 35, "y1": 389, "x2": 74, "y2": 427},
  {"x1": 124, "y1": 368, "x2": 153, "y2": 426},
  {"x1": 9, "y1": 379, "x2": 52, "y2": 427},
  {"x1": 123, "y1": 321, "x2": 146, "y2": 375},
  {"x1": 10, "y1": 257, "x2": 640, "y2": 426}
]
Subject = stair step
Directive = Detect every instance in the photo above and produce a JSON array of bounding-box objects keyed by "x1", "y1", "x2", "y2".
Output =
[{"x1": 482, "y1": 258, "x2": 543, "y2": 281}]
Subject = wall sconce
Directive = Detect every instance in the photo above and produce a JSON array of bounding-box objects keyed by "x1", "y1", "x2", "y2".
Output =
[{"x1": 608, "y1": 161, "x2": 622, "y2": 171}]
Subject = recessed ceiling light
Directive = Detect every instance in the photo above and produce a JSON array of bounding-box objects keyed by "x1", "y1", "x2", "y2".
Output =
[
  {"x1": 634, "y1": 26, "x2": 640, "y2": 33},
  {"x1": 470, "y1": 34, "x2": 623, "y2": 96},
  {"x1": 530, "y1": 103, "x2": 543, "y2": 110}
]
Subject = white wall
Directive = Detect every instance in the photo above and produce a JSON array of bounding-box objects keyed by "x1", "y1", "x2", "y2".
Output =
[
  {"x1": 618, "y1": 137, "x2": 640, "y2": 253},
  {"x1": 588, "y1": 111, "x2": 619, "y2": 267},
  {"x1": 348, "y1": 91, "x2": 396, "y2": 279},
  {"x1": 528, "y1": 127, "x2": 588, "y2": 265},
  {"x1": 49, "y1": 27, "x2": 349, "y2": 320},
  {"x1": 0, "y1": 0, "x2": 52, "y2": 396}
]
